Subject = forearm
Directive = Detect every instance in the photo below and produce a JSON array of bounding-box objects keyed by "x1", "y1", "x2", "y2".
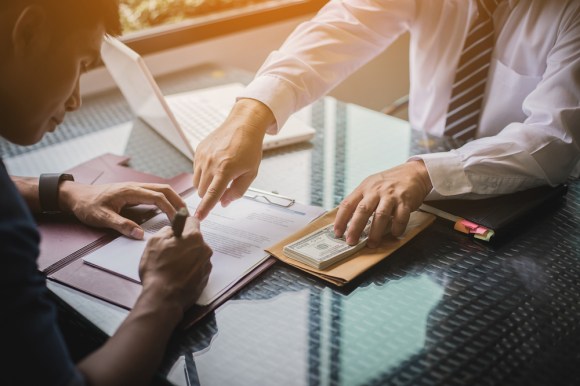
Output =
[
  {"x1": 241, "y1": 0, "x2": 412, "y2": 131},
  {"x1": 11, "y1": 176, "x2": 41, "y2": 212},
  {"x1": 77, "y1": 286, "x2": 182, "y2": 386},
  {"x1": 12, "y1": 176, "x2": 78, "y2": 213}
]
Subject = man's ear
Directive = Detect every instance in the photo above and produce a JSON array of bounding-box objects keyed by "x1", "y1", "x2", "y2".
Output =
[{"x1": 11, "y1": 5, "x2": 51, "y2": 58}]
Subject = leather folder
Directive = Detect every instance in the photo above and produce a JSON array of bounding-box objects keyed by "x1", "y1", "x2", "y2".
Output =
[
  {"x1": 420, "y1": 184, "x2": 568, "y2": 242},
  {"x1": 39, "y1": 153, "x2": 273, "y2": 329}
]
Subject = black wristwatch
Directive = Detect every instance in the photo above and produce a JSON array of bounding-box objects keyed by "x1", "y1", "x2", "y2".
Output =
[{"x1": 39, "y1": 173, "x2": 75, "y2": 214}]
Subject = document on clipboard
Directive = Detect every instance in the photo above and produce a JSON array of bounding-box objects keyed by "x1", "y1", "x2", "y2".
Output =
[
  {"x1": 34, "y1": 153, "x2": 325, "y2": 328},
  {"x1": 83, "y1": 187, "x2": 325, "y2": 306}
]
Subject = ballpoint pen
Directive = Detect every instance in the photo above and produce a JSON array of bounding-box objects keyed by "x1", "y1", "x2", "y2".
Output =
[{"x1": 172, "y1": 207, "x2": 189, "y2": 238}]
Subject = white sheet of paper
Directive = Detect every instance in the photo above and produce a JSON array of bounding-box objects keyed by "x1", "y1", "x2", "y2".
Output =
[{"x1": 83, "y1": 194, "x2": 324, "y2": 305}]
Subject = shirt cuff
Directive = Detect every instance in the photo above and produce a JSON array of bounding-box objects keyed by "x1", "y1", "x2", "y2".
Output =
[
  {"x1": 410, "y1": 151, "x2": 473, "y2": 200},
  {"x1": 239, "y1": 75, "x2": 299, "y2": 135}
]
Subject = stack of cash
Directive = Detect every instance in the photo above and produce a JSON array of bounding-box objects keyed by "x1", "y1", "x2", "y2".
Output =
[{"x1": 283, "y1": 220, "x2": 371, "y2": 270}]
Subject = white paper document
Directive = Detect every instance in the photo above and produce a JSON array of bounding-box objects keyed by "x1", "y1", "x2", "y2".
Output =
[{"x1": 83, "y1": 193, "x2": 325, "y2": 305}]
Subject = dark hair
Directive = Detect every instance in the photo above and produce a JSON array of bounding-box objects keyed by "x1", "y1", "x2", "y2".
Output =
[{"x1": 3, "y1": 0, "x2": 122, "y2": 36}]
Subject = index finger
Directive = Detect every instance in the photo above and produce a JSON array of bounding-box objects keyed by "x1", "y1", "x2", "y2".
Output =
[
  {"x1": 137, "y1": 183, "x2": 185, "y2": 210},
  {"x1": 194, "y1": 176, "x2": 230, "y2": 220},
  {"x1": 119, "y1": 186, "x2": 180, "y2": 219}
]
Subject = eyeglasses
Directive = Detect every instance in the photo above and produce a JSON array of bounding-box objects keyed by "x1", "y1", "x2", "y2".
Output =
[{"x1": 243, "y1": 187, "x2": 295, "y2": 208}]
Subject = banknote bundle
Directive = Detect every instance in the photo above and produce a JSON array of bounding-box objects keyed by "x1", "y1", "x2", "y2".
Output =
[{"x1": 283, "y1": 220, "x2": 372, "y2": 269}]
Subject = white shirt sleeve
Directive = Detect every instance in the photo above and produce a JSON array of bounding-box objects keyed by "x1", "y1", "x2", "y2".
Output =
[
  {"x1": 415, "y1": 3, "x2": 580, "y2": 200},
  {"x1": 238, "y1": 0, "x2": 579, "y2": 200},
  {"x1": 240, "y1": 0, "x2": 415, "y2": 133}
]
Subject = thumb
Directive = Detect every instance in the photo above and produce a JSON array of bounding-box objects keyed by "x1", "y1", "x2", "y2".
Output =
[{"x1": 105, "y1": 211, "x2": 144, "y2": 239}]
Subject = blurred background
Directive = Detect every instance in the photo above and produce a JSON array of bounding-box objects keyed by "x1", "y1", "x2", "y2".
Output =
[{"x1": 120, "y1": 0, "x2": 273, "y2": 33}]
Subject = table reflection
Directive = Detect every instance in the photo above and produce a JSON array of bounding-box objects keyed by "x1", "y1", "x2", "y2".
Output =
[{"x1": 168, "y1": 274, "x2": 444, "y2": 386}]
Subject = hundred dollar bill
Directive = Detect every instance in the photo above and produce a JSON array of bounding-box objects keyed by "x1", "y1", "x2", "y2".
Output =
[{"x1": 283, "y1": 220, "x2": 371, "y2": 269}]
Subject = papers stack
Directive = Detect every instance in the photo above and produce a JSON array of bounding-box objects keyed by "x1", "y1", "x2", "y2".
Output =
[
  {"x1": 283, "y1": 221, "x2": 371, "y2": 270},
  {"x1": 83, "y1": 193, "x2": 325, "y2": 306}
]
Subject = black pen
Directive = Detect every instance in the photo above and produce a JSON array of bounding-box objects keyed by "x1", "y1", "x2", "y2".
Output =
[{"x1": 172, "y1": 207, "x2": 189, "y2": 238}]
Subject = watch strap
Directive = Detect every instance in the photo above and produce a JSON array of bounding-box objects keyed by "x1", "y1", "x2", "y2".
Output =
[{"x1": 39, "y1": 173, "x2": 75, "y2": 213}]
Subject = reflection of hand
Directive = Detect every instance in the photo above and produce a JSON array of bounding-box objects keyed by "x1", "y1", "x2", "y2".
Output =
[
  {"x1": 334, "y1": 160, "x2": 433, "y2": 248},
  {"x1": 60, "y1": 182, "x2": 185, "y2": 239},
  {"x1": 193, "y1": 98, "x2": 275, "y2": 220},
  {"x1": 139, "y1": 216, "x2": 213, "y2": 312}
]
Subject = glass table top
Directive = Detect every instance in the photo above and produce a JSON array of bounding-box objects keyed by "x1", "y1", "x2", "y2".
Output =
[{"x1": 2, "y1": 64, "x2": 579, "y2": 386}]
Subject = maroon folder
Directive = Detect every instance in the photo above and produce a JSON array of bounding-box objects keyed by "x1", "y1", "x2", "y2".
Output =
[{"x1": 39, "y1": 153, "x2": 275, "y2": 329}]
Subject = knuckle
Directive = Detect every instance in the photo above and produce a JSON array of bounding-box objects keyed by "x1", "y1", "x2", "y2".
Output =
[
  {"x1": 216, "y1": 157, "x2": 235, "y2": 172},
  {"x1": 339, "y1": 199, "x2": 354, "y2": 210},
  {"x1": 119, "y1": 185, "x2": 132, "y2": 195},
  {"x1": 99, "y1": 211, "x2": 113, "y2": 222},
  {"x1": 159, "y1": 183, "x2": 172, "y2": 191},
  {"x1": 373, "y1": 210, "x2": 390, "y2": 219},
  {"x1": 152, "y1": 191, "x2": 164, "y2": 200},
  {"x1": 356, "y1": 203, "x2": 372, "y2": 214},
  {"x1": 206, "y1": 187, "x2": 219, "y2": 196}
]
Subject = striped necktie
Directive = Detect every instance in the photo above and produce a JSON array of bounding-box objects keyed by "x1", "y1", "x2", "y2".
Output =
[{"x1": 444, "y1": 0, "x2": 501, "y2": 141}]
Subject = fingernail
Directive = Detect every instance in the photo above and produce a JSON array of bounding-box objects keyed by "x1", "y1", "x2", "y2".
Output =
[{"x1": 130, "y1": 227, "x2": 144, "y2": 239}]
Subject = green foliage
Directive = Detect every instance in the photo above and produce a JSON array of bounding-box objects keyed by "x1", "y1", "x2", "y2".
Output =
[{"x1": 119, "y1": 0, "x2": 271, "y2": 33}]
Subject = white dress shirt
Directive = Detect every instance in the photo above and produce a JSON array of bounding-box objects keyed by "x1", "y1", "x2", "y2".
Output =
[{"x1": 241, "y1": 0, "x2": 580, "y2": 199}]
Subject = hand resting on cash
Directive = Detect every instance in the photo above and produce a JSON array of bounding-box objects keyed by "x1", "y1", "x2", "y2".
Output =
[{"x1": 283, "y1": 219, "x2": 372, "y2": 269}]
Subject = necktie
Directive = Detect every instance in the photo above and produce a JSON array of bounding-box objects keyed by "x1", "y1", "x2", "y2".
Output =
[{"x1": 444, "y1": 0, "x2": 501, "y2": 141}]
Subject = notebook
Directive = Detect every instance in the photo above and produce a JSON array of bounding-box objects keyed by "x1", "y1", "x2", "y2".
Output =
[
  {"x1": 100, "y1": 37, "x2": 316, "y2": 160},
  {"x1": 420, "y1": 184, "x2": 568, "y2": 242}
]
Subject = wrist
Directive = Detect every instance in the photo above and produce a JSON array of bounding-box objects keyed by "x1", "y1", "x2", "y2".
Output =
[
  {"x1": 139, "y1": 282, "x2": 184, "y2": 325},
  {"x1": 38, "y1": 173, "x2": 75, "y2": 214},
  {"x1": 409, "y1": 160, "x2": 433, "y2": 197},
  {"x1": 230, "y1": 98, "x2": 275, "y2": 135},
  {"x1": 57, "y1": 180, "x2": 76, "y2": 213}
]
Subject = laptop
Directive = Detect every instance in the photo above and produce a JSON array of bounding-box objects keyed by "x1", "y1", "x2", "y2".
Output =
[{"x1": 100, "y1": 37, "x2": 316, "y2": 160}]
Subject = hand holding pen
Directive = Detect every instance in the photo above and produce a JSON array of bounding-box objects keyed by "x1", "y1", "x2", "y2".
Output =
[
  {"x1": 140, "y1": 204, "x2": 213, "y2": 315},
  {"x1": 172, "y1": 207, "x2": 189, "y2": 238}
]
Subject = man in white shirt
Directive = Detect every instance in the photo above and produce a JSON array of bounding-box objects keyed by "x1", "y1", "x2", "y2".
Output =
[{"x1": 192, "y1": 0, "x2": 580, "y2": 248}]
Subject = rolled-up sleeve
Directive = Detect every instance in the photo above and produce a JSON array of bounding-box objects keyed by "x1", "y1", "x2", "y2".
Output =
[
  {"x1": 241, "y1": 0, "x2": 415, "y2": 133},
  {"x1": 416, "y1": 3, "x2": 580, "y2": 200}
]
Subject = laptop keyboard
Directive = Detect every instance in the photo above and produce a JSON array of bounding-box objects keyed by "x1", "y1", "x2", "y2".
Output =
[{"x1": 169, "y1": 98, "x2": 227, "y2": 142}]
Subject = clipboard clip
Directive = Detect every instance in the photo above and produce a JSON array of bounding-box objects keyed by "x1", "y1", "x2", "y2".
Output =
[{"x1": 243, "y1": 187, "x2": 295, "y2": 208}]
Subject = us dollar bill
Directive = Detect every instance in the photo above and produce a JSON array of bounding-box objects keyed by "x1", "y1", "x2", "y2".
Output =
[{"x1": 283, "y1": 220, "x2": 371, "y2": 269}]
